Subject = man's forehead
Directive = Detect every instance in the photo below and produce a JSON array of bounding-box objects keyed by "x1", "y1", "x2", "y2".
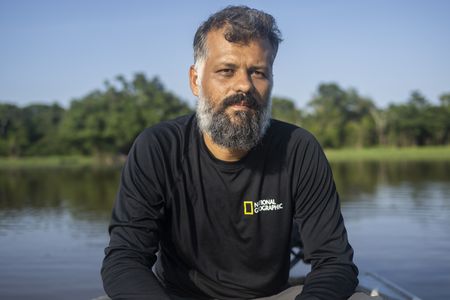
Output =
[
  {"x1": 204, "y1": 29, "x2": 275, "y2": 61},
  {"x1": 206, "y1": 28, "x2": 272, "y2": 49}
]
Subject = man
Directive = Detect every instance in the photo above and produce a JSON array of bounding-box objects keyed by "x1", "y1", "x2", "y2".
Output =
[{"x1": 102, "y1": 6, "x2": 359, "y2": 300}]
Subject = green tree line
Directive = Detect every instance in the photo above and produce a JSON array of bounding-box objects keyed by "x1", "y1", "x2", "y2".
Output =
[
  {"x1": 273, "y1": 83, "x2": 450, "y2": 148},
  {"x1": 1, "y1": 73, "x2": 449, "y2": 157}
]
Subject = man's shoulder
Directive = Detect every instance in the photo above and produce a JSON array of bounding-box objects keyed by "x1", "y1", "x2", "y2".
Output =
[
  {"x1": 267, "y1": 119, "x2": 329, "y2": 170},
  {"x1": 269, "y1": 119, "x2": 317, "y2": 143},
  {"x1": 131, "y1": 114, "x2": 196, "y2": 154},
  {"x1": 139, "y1": 114, "x2": 195, "y2": 141},
  {"x1": 266, "y1": 119, "x2": 325, "y2": 159}
]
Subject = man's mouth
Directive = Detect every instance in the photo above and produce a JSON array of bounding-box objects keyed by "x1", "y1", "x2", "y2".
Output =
[{"x1": 231, "y1": 101, "x2": 252, "y2": 108}]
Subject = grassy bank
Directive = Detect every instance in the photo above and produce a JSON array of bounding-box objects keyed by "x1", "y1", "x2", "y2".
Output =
[
  {"x1": 324, "y1": 146, "x2": 450, "y2": 161},
  {"x1": 0, "y1": 155, "x2": 124, "y2": 169},
  {"x1": 0, "y1": 146, "x2": 449, "y2": 168}
]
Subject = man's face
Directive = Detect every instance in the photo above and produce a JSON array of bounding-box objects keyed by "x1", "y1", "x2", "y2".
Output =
[{"x1": 190, "y1": 29, "x2": 275, "y2": 150}]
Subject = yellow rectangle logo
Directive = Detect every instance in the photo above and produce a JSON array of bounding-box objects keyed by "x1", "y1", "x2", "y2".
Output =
[{"x1": 243, "y1": 201, "x2": 254, "y2": 215}]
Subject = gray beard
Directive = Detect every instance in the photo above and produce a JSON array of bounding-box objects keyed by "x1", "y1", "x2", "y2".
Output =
[{"x1": 196, "y1": 93, "x2": 272, "y2": 151}]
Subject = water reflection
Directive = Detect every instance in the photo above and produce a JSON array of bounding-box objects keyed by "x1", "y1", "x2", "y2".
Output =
[
  {"x1": 331, "y1": 161, "x2": 450, "y2": 201},
  {"x1": 330, "y1": 162, "x2": 450, "y2": 222},
  {"x1": 329, "y1": 161, "x2": 450, "y2": 299},
  {"x1": 0, "y1": 168, "x2": 120, "y2": 220},
  {"x1": 0, "y1": 161, "x2": 449, "y2": 299},
  {"x1": 0, "y1": 167, "x2": 122, "y2": 300}
]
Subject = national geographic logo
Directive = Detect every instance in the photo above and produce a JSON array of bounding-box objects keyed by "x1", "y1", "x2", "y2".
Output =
[{"x1": 243, "y1": 199, "x2": 283, "y2": 215}]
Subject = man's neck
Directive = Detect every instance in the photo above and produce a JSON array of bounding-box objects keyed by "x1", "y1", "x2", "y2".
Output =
[{"x1": 203, "y1": 133, "x2": 248, "y2": 162}]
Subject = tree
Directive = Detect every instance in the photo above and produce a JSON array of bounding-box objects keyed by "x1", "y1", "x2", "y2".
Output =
[
  {"x1": 22, "y1": 103, "x2": 65, "y2": 155},
  {"x1": 386, "y1": 91, "x2": 434, "y2": 146},
  {"x1": 306, "y1": 83, "x2": 376, "y2": 148},
  {"x1": 58, "y1": 73, "x2": 192, "y2": 155},
  {"x1": 0, "y1": 103, "x2": 28, "y2": 156},
  {"x1": 438, "y1": 92, "x2": 450, "y2": 144},
  {"x1": 369, "y1": 108, "x2": 388, "y2": 146},
  {"x1": 271, "y1": 97, "x2": 303, "y2": 125}
]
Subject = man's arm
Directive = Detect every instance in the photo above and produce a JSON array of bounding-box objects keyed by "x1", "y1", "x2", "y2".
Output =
[
  {"x1": 101, "y1": 131, "x2": 171, "y2": 300},
  {"x1": 293, "y1": 137, "x2": 358, "y2": 300}
]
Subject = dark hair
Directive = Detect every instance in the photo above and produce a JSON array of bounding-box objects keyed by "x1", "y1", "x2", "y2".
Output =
[{"x1": 193, "y1": 6, "x2": 282, "y2": 65}]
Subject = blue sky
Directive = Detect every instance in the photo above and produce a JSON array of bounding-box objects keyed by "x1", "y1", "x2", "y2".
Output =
[{"x1": 1, "y1": 0, "x2": 449, "y2": 108}]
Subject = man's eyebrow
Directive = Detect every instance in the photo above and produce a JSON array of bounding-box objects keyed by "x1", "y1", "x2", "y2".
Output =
[
  {"x1": 250, "y1": 65, "x2": 270, "y2": 70},
  {"x1": 216, "y1": 62, "x2": 270, "y2": 69},
  {"x1": 216, "y1": 62, "x2": 238, "y2": 68}
]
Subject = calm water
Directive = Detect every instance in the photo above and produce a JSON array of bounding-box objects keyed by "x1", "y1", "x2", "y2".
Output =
[{"x1": 0, "y1": 161, "x2": 449, "y2": 300}]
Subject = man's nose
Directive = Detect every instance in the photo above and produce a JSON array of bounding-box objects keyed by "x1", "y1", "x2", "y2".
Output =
[{"x1": 233, "y1": 71, "x2": 254, "y2": 94}]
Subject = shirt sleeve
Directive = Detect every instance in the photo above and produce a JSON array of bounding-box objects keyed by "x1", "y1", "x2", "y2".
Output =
[
  {"x1": 101, "y1": 131, "x2": 172, "y2": 300},
  {"x1": 293, "y1": 136, "x2": 359, "y2": 300}
]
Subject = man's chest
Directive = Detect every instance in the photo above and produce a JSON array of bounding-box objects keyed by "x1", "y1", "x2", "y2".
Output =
[{"x1": 164, "y1": 156, "x2": 294, "y2": 246}]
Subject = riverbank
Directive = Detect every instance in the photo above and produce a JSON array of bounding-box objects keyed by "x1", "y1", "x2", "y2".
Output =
[
  {"x1": 324, "y1": 146, "x2": 450, "y2": 161},
  {"x1": 1, "y1": 146, "x2": 449, "y2": 168},
  {"x1": 0, "y1": 155, "x2": 125, "y2": 169}
]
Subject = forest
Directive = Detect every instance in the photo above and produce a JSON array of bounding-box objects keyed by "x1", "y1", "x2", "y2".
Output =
[{"x1": 1, "y1": 73, "x2": 449, "y2": 157}]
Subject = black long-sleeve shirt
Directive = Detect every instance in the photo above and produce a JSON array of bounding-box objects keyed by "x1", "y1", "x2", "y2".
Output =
[{"x1": 101, "y1": 114, "x2": 358, "y2": 299}]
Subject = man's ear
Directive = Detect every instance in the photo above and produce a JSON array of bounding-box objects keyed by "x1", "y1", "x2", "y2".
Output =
[{"x1": 189, "y1": 65, "x2": 200, "y2": 97}]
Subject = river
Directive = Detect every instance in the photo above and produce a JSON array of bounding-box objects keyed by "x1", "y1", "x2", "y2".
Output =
[{"x1": 0, "y1": 161, "x2": 449, "y2": 299}]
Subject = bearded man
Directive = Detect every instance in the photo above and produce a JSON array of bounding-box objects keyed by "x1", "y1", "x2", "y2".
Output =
[{"x1": 102, "y1": 6, "x2": 359, "y2": 300}]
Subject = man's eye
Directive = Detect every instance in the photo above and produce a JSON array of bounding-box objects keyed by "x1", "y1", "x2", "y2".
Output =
[
  {"x1": 252, "y1": 70, "x2": 266, "y2": 78},
  {"x1": 218, "y1": 69, "x2": 234, "y2": 76}
]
